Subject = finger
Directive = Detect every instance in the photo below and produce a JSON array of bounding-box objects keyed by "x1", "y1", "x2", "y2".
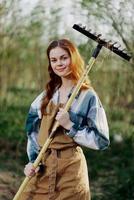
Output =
[
  {"x1": 35, "y1": 166, "x2": 40, "y2": 173},
  {"x1": 28, "y1": 169, "x2": 36, "y2": 176},
  {"x1": 30, "y1": 169, "x2": 36, "y2": 174}
]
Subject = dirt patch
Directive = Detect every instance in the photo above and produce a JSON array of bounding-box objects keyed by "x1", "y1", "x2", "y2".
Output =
[{"x1": 0, "y1": 171, "x2": 22, "y2": 200}]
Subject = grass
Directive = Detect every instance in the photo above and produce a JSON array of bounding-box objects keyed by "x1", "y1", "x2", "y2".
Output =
[{"x1": 0, "y1": 88, "x2": 134, "y2": 200}]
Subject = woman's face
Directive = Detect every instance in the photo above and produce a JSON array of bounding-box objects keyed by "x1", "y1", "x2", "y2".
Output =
[{"x1": 49, "y1": 47, "x2": 71, "y2": 77}]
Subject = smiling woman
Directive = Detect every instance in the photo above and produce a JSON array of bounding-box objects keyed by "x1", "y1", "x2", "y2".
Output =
[{"x1": 19, "y1": 38, "x2": 109, "y2": 200}]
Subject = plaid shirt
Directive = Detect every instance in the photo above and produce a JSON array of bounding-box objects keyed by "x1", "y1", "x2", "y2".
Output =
[{"x1": 25, "y1": 88, "x2": 110, "y2": 162}]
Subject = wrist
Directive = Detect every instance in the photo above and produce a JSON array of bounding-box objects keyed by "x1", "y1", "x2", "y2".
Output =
[{"x1": 65, "y1": 121, "x2": 74, "y2": 130}]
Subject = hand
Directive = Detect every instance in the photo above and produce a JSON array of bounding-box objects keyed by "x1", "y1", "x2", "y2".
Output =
[
  {"x1": 24, "y1": 162, "x2": 39, "y2": 177},
  {"x1": 55, "y1": 108, "x2": 74, "y2": 130}
]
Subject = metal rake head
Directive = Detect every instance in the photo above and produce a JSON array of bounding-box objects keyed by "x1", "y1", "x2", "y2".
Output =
[{"x1": 73, "y1": 24, "x2": 131, "y2": 61}]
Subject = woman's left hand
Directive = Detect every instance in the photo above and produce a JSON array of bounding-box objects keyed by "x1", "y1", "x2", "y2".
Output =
[{"x1": 55, "y1": 108, "x2": 74, "y2": 130}]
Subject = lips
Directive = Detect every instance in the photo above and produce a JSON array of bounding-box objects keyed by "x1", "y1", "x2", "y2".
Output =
[{"x1": 56, "y1": 67, "x2": 66, "y2": 72}]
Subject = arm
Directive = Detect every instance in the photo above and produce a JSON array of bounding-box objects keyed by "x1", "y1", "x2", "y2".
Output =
[
  {"x1": 25, "y1": 92, "x2": 44, "y2": 162},
  {"x1": 65, "y1": 92, "x2": 110, "y2": 150}
]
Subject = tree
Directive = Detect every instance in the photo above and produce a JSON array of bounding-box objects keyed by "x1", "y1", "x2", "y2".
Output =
[
  {"x1": 0, "y1": 0, "x2": 63, "y2": 101},
  {"x1": 80, "y1": 0, "x2": 134, "y2": 60}
]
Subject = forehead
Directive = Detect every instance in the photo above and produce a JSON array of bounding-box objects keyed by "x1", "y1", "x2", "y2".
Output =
[{"x1": 49, "y1": 47, "x2": 69, "y2": 58}]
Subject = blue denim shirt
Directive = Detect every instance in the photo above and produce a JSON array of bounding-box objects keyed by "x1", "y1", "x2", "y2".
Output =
[{"x1": 25, "y1": 88, "x2": 110, "y2": 162}]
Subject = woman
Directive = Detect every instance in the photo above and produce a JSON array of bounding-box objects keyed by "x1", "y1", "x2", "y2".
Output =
[{"x1": 22, "y1": 39, "x2": 110, "y2": 200}]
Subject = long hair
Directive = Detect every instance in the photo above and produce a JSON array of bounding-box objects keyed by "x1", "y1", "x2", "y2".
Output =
[{"x1": 41, "y1": 39, "x2": 92, "y2": 116}]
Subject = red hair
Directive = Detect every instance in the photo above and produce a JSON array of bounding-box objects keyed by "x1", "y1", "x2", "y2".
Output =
[{"x1": 41, "y1": 39, "x2": 92, "y2": 116}]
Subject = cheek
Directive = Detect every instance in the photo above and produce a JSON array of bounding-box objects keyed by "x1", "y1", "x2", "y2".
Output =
[
  {"x1": 50, "y1": 62, "x2": 56, "y2": 70},
  {"x1": 65, "y1": 58, "x2": 71, "y2": 67},
  {"x1": 52, "y1": 67, "x2": 57, "y2": 74},
  {"x1": 50, "y1": 65, "x2": 57, "y2": 74}
]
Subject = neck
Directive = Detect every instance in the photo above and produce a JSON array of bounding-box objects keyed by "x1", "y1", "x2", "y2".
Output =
[{"x1": 60, "y1": 77, "x2": 74, "y2": 89}]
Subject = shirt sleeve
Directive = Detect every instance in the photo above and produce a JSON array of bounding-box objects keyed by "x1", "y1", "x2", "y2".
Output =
[
  {"x1": 25, "y1": 92, "x2": 44, "y2": 162},
  {"x1": 65, "y1": 93, "x2": 110, "y2": 150}
]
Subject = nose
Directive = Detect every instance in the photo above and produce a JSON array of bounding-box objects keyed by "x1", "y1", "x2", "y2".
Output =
[{"x1": 57, "y1": 59, "x2": 63, "y2": 66}]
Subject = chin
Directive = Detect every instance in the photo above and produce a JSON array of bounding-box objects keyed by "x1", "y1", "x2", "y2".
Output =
[
  {"x1": 62, "y1": 73, "x2": 72, "y2": 79},
  {"x1": 56, "y1": 71, "x2": 71, "y2": 78}
]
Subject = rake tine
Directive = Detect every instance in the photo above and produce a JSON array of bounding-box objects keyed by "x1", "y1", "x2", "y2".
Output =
[
  {"x1": 112, "y1": 42, "x2": 118, "y2": 46},
  {"x1": 117, "y1": 44, "x2": 121, "y2": 48},
  {"x1": 72, "y1": 23, "x2": 131, "y2": 61},
  {"x1": 82, "y1": 25, "x2": 86, "y2": 29},
  {"x1": 87, "y1": 29, "x2": 92, "y2": 32},
  {"x1": 97, "y1": 34, "x2": 102, "y2": 38},
  {"x1": 107, "y1": 40, "x2": 112, "y2": 43}
]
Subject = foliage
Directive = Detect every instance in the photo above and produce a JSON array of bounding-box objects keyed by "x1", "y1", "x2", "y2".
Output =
[
  {"x1": 0, "y1": 88, "x2": 134, "y2": 200},
  {"x1": 80, "y1": 0, "x2": 134, "y2": 61}
]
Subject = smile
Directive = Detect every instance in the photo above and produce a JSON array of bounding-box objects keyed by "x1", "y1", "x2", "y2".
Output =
[{"x1": 56, "y1": 67, "x2": 66, "y2": 71}]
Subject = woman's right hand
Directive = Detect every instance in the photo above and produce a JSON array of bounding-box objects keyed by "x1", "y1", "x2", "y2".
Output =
[{"x1": 24, "y1": 162, "x2": 39, "y2": 177}]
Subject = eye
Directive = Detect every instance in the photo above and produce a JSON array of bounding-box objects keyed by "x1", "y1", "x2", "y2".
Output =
[
  {"x1": 62, "y1": 56, "x2": 68, "y2": 60},
  {"x1": 50, "y1": 59, "x2": 56, "y2": 63}
]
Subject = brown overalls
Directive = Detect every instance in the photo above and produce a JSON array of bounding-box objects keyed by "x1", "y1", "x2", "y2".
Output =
[{"x1": 20, "y1": 100, "x2": 90, "y2": 200}]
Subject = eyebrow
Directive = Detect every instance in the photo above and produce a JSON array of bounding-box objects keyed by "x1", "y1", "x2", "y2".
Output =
[{"x1": 50, "y1": 54, "x2": 68, "y2": 59}]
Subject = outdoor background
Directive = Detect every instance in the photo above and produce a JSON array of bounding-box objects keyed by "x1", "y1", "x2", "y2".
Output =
[{"x1": 0, "y1": 0, "x2": 134, "y2": 199}]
